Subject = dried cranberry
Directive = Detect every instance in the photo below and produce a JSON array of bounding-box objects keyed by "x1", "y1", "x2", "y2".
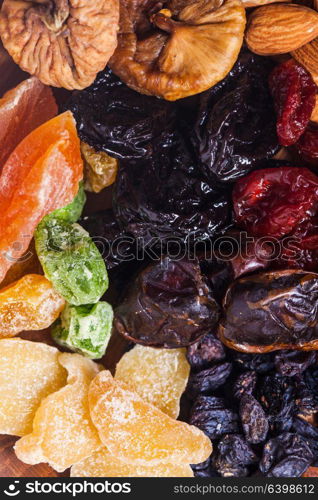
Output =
[
  {"x1": 269, "y1": 59, "x2": 316, "y2": 146},
  {"x1": 187, "y1": 333, "x2": 226, "y2": 371},
  {"x1": 233, "y1": 167, "x2": 318, "y2": 238},
  {"x1": 296, "y1": 123, "x2": 318, "y2": 161}
]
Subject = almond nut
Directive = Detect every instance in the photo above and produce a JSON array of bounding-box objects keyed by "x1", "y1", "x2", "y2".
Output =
[
  {"x1": 245, "y1": 3, "x2": 318, "y2": 56},
  {"x1": 293, "y1": 38, "x2": 318, "y2": 86},
  {"x1": 310, "y1": 96, "x2": 318, "y2": 124}
]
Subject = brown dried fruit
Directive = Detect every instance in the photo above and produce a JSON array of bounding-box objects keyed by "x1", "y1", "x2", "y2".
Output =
[
  {"x1": 0, "y1": 0, "x2": 119, "y2": 90},
  {"x1": 293, "y1": 39, "x2": 318, "y2": 86},
  {"x1": 245, "y1": 4, "x2": 318, "y2": 56},
  {"x1": 109, "y1": 0, "x2": 246, "y2": 101},
  {"x1": 81, "y1": 142, "x2": 118, "y2": 193},
  {"x1": 242, "y1": 0, "x2": 288, "y2": 6}
]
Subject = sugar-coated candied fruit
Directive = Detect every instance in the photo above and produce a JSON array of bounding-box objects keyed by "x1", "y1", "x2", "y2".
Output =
[
  {"x1": 0, "y1": 274, "x2": 65, "y2": 338},
  {"x1": 14, "y1": 353, "x2": 102, "y2": 472},
  {"x1": 115, "y1": 346, "x2": 190, "y2": 419},
  {"x1": 71, "y1": 448, "x2": 194, "y2": 478},
  {"x1": 89, "y1": 371, "x2": 212, "y2": 466},
  {"x1": 0, "y1": 339, "x2": 67, "y2": 436}
]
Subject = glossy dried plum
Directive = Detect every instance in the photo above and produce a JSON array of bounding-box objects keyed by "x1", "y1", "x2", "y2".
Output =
[
  {"x1": 240, "y1": 394, "x2": 268, "y2": 444},
  {"x1": 233, "y1": 371, "x2": 257, "y2": 399},
  {"x1": 80, "y1": 210, "x2": 135, "y2": 269},
  {"x1": 212, "y1": 434, "x2": 257, "y2": 478},
  {"x1": 260, "y1": 433, "x2": 314, "y2": 477},
  {"x1": 231, "y1": 352, "x2": 274, "y2": 374},
  {"x1": 187, "y1": 333, "x2": 226, "y2": 371},
  {"x1": 187, "y1": 363, "x2": 232, "y2": 399},
  {"x1": 114, "y1": 256, "x2": 220, "y2": 348},
  {"x1": 274, "y1": 351, "x2": 317, "y2": 378},
  {"x1": 189, "y1": 396, "x2": 239, "y2": 440},
  {"x1": 258, "y1": 374, "x2": 296, "y2": 434},
  {"x1": 219, "y1": 270, "x2": 318, "y2": 353},
  {"x1": 66, "y1": 68, "x2": 176, "y2": 160},
  {"x1": 194, "y1": 50, "x2": 278, "y2": 183},
  {"x1": 113, "y1": 132, "x2": 231, "y2": 245}
]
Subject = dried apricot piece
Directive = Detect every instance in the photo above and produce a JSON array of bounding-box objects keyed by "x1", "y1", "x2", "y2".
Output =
[
  {"x1": 0, "y1": 274, "x2": 65, "y2": 338},
  {"x1": 0, "y1": 111, "x2": 83, "y2": 282},
  {"x1": 0, "y1": 77, "x2": 57, "y2": 169},
  {"x1": 71, "y1": 448, "x2": 194, "y2": 477},
  {"x1": 0, "y1": 338, "x2": 67, "y2": 436},
  {"x1": 115, "y1": 346, "x2": 190, "y2": 418},
  {"x1": 89, "y1": 371, "x2": 212, "y2": 465},
  {"x1": 14, "y1": 353, "x2": 102, "y2": 472}
]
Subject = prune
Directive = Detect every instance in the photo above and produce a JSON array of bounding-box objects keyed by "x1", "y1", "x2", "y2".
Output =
[
  {"x1": 296, "y1": 123, "x2": 318, "y2": 161},
  {"x1": 233, "y1": 167, "x2": 318, "y2": 238},
  {"x1": 219, "y1": 270, "x2": 318, "y2": 353},
  {"x1": 240, "y1": 394, "x2": 269, "y2": 444},
  {"x1": 212, "y1": 434, "x2": 257, "y2": 478},
  {"x1": 269, "y1": 59, "x2": 316, "y2": 147},
  {"x1": 258, "y1": 374, "x2": 296, "y2": 434},
  {"x1": 233, "y1": 371, "x2": 257, "y2": 399},
  {"x1": 66, "y1": 68, "x2": 176, "y2": 160},
  {"x1": 194, "y1": 50, "x2": 278, "y2": 183},
  {"x1": 189, "y1": 396, "x2": 239, "y2": 440},
  {"x1": 187, "y1": 363, "x2": 232, "y2": 399},
  {"x1": 275, "y1": 351, "x2": 317, "y2": 378},
  {"x1": 187, "y1": 333, "x2": 226, "y2": 372},
  {"x1": 231, "y1": 352, "x2": 275, "y2": 374},
  {"x1": 113, "y1": 132, "x2": 231, "y2": 245},
  {"x1": 114, "y1": 256, "x2": 220, "y2": 348},
  {"x1": 260, "y1": 433, "x2": 314, "y2": 477},
  {"x1": 81, "y1": 210, "x2": 135, "y2": 269}
]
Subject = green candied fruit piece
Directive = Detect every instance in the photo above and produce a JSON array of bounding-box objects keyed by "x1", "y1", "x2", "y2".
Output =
[
  {"x1": 35, "y1": 219, "x2": 108, "y2": 305},
  {"x1": 52, "y1": 302, "x2": 113, "y2": 359},
  {"x1": 44, "y1": 182, "x2": 86, "y2": 224}
]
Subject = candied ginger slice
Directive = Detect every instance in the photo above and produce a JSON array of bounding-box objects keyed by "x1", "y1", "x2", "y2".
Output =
[
  {"x1": 14, "y1": 353, "x2": 102, "y2": 472},
  {"x1": 115, "y1": 345, "x2": 190, "y2": 418},
  {"x1": 0, "y1": 338, "x2": 67, "y2": 436},
  {"x1": 71, "y1": 447, "x2": 194, "y2": 477},
  {"x1": 89, "y1": 371, "x2": 212, "y2": 466}
]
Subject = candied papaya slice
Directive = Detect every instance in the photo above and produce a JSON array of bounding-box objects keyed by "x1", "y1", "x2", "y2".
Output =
[
  {"x1": 14, "y1": 353, "x2": 102, "y2": 472},
  {"x1": 0, "y1": 77, "x2": 57, "y2": 169},
  {"x1": 89, "y1": 371, "x2": 212, "y2": 466},
  {"x1": 0, "y1": 274, "x2": 65, "y2": 338},
  {"x1": 115, "y1": 346, "x2": 190, "y2": 418},
  {"x1": 0, "y1": 338, "x2": 67, "y2": 436},
  {"x1": 71, "y1": 448, "x2": 194, "y2": 477},
  {"x1": 0, "y1": 111, "x2": 83, "y2": 282}
]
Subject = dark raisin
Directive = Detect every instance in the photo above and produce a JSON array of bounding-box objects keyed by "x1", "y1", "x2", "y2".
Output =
[
  {"x1": 189, "y1": 396, "x2": 239, "y2": 440},
  {"x1": 274, "y1": 351, "x2": 317, "y2": 377},
  {"x1": 304, "y1": 366, "x2": 318, "y2": 406},
  {"x1": 295, "y1": 375, "x2": 318, "y2": 416},
  {"x1": 233, "y1": 371, "x2": 257, "y2": 399},
  {"x1": 258, "y1": 374, "x2": 296, "y2": 434},
  {"x1": 240, "y1": 394, "x2": 269, "y2": 444},
  {"x1": 292, "y1": 417, "x2": 318, "y2": 462},
  {"x1": 212, "y1": 434, "x2": 257, "y2": 478},
  {"x1": 187, "y1": 363, "x2": 232, "y2": 398},
  {"x1": 260, "y1": 433, "x2": 314, "y2": 477},
  {"x1": 187, "y1": 333, "x2": 226, "y2": 371},
  {"x1": 231, "y1": 352, "x2": 275, "y2": 374}
]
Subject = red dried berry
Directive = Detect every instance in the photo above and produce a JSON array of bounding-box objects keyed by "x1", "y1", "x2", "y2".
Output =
[
  {"x1": 277, "y1": 217, "x2": 318, "y2": 271},
  {"x1": 233, "y1": 167, "x2": 318, "y2": 238},
  {"x1": 269, "y1": 59, "x2": 316, "y2": 146},
  {"x1": 296, "y1": 123, "x2": 318, "y2": 161}
]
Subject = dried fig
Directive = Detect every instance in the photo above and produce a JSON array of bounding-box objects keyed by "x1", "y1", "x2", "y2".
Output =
[
  {"x1": 109, "y1": 0, "x2": 246, "y2": 100},
  {"x1": 0, "y1": 0, "x2": 119, "y2": 90}
]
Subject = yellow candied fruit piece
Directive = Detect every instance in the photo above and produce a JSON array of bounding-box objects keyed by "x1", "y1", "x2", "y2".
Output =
[
  {"x1": 0, "y1": 338, "x2": 67, "y2": 436},
  {"x1": 71, "y1": 447, "x2": 194, "y2": 477},
  {"x1": 89, "y1": 371, "x2": 212, "y2": 466},
  {"x1": 14, "y1": 353, "x2": 102, "y2": 472},
  {"x1": 0, "y1": 274, "x2": 65, "y2": 338},
  {"x1": 115, "y1": 345, "x2": 190, "y2": 418}
]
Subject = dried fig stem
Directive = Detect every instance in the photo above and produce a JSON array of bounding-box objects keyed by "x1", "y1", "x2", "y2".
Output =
[
  {"x1": 152, "y1": 9, "x2": 180, "y2": 33},
  {"x1": 41, "y1": 0, "x2": 70, "y2": 33}
]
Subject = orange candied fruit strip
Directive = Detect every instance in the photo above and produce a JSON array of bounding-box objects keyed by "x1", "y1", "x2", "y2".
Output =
[
  {"x1": 0, "y1": 274, "x2": 65, "y2": 338},
  {"x1": 0, "y1": 111, "x2": 83, "y2": 282}
]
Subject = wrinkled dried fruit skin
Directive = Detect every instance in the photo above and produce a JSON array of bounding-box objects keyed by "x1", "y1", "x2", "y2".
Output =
[
  {"x1": 115, "y1": 257, "x2": 220, "y2": 348},
  {"x1": 292, "y1": 417, "x2": 318, "y2": 463},
  {"x1": 260, "y1": 433, "x2": 314, "y2": 477},
  {"x1": 189, "y1": 396, "x2": 239, "y2": 440},
  {"x1": 109, "y1": 0, "x2": 246, "y2": 101},
  {"x1": 194, "y1": 51, "x2": 279, "y2": 182},
  {"x1": 233, "y1": 167, "x2": 318, "y2": 238},
  {"x1": 296, "y1": 123, "x2": 318, "y2": 161},
  {"x1": 258, "y1": 374, "x2": 296, "y2": 434},
  {"x1": 212, "y1": 434, "x2": 257, "y2": 478},
  {"x1": 304, "y1": 366, "x2": 318, "y2": 407},
  {"x1": 269, "y1": 59, "x2": 316, "y2": 146},
  {"x1": 114, "y1": 133, "x2": 231, "y2": 246},
  {"x1": 231, "y1": 352, "x2": 275, "y2": 374},
  {"x1": 233, "y1": 371, "x2": 257, "y2": 399},
  {"x1": 274, "y1": 351, "x2": 317, "y2": 378},
  {"x1": 240, "y1": 394, "x2": 269, "y2": 444},
  {"x1": 219, "y1": 270, "x2": 318, "y2": 353},
  {"x1": 187, "y1": 363, "x2": 232, "y2": 399},
  {"x1": 0, "y1": 0, "x2": 119, "y2": 90},
  {"x1": 187, "y1": 333, "x2": 226, "y2": 371}
]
